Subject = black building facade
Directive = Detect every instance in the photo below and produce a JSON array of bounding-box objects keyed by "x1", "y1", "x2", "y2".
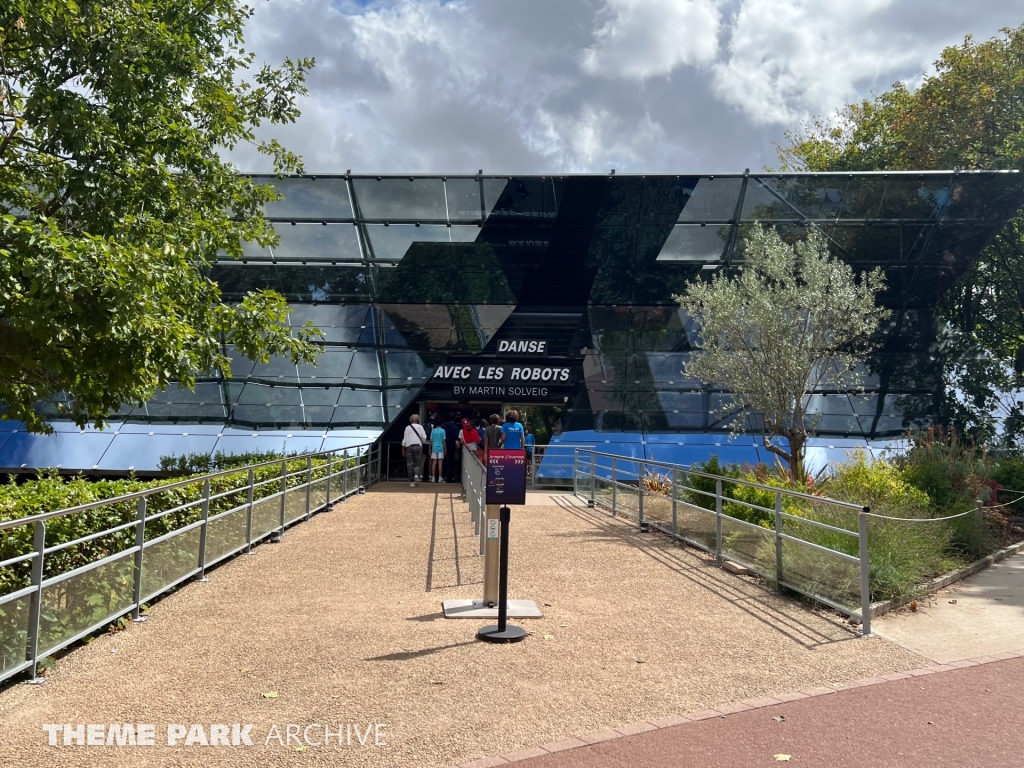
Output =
[{"x1": 3, "y1": 171, "x2": 1022, "y2": 472}]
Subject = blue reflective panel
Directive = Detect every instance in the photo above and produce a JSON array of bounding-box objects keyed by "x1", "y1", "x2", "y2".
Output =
[
  {"x1": 0, "y1": 420, "x2": 21, "y2": 432},
  {"x1": 655, "y1": 225, "x2": 729, "y2": 262},
  {"x1": 262, "y1": 176, "x2": 353, "y2": 219},
  {"x1": 231, "y1": 404, "x2": 307, "y2": 425},
  {"x1": 677, "y1": 177, "x2": 743, "y2": 222},
  {"x1": 97, "y1": 433, "x2": 219, "y2": 471},
  {"x1": 118, "y1": 422, "x2": 226, "y2": 435},
  {"x1": 321, "y1": 434, "x2": 382, "y2": 454},
  {"x1": 297, "y1": 349, "x2": 354, "y2": 383},
  {"x1": 364, "y1": 224, "x2": 451, "y2": 261},
  {"x1": 0, "y1": 431, "x2": 115, "y2": 471},
  {"x1": 445, "y1": 179, "x2": 483, "y2": 221},
  {"x1": 351, "y1": 177, "x2": 447, "y2": 220},
  {"x1": 261, "y1": 224, "x2": 362, "y2": 262}
]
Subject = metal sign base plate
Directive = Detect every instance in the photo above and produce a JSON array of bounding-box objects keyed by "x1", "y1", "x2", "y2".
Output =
[
  {"x1": 440, "y1": 599, "x2": 543, "y2": 619},
  {"x1": 477, "y1": 624, "x2": 527, "y2": 643}
]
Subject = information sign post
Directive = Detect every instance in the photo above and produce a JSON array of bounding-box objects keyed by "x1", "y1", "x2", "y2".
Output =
[{"x1": 478, "y1": 450, "x2": 528, "y2": 644}]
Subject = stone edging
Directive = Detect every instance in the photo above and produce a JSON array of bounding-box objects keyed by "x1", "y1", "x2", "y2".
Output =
[
  {"x1": 864, "y1": 538, "x2": 1024, "y2": 621},
  {"x1": 455, "y1": 649, "x2": 1024, "y2": 768}
]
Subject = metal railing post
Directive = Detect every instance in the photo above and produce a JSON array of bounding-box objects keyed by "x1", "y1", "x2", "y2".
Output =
[
  {"x1": 132, "y1": 497, "x2": 146, "y2": 620},
  {"x1": 343, "y1": 449, "x2": 349, "y2": 500},
  {"x1": 590, "y1": 452, "x2": 596, "y2": 504},
  {"x1": 325, "y1": 453, "x2": 333, "y2": 510},
  {"x1": 305, "y1": 456, "x2": 313, "y2": 520},
  {"x1": 671, "y1": 471, "x2": 678, "y2": 541},
  {"x1": 573, "y1": 449, "x2": 578, "y2": 496},
  {"x1": 531, "y1": 448, "x2": 537, "y2": 490},
  {"x1": 638, "y1": 461, "x2": 646, "y2": 530},
  {"x1": 197, "y1": 478, "x2": 211, "y2": 581},
  {"x1": 859, "y1": 508, "x2": 871, "y2": 637},
  {"x1": 774, "y1": 491, "x2": 783, "y2": 592},
  {"x1": 27, "y1": 521, "x2": 45, "y2": 680},
  {"x1": 715, "y1": 478, "x2": 723, "y2": 562},
  {"x1": 274, "y1": 459, "x2": 286, "y2": 541},
  {"x1": 611, "y1": 457, "x2": 617, "y2": 516},
  {"x1": 245, "y1": 468, "x2": 255, "y2": 553}
]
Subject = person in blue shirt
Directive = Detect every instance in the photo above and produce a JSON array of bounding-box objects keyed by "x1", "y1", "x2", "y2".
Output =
[
  {"x1": 500, "y1": 410, "x2": 525, "y2": 450},
  {"x1": 429, "y1": 422, "x2": 447, "y2": 483}
]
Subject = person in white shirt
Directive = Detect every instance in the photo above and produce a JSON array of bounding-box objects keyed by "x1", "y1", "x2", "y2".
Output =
[{"x1": 402, "y1": 415, "x2": 427, "y2": 487}]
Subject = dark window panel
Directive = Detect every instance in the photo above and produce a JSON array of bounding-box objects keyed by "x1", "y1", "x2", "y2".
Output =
[
  {"x1": 364, "y1": 224, "x2": 451, "y2": 262},
  {"x1": 640, "y1": 177, "x2": 699, "y2": 224},
  {"x1": 678, "y1": 177, "x2": 743, "y2": 222},
  {"x1": 445, "y1": 179, "x2": 484, "y2": 221}
]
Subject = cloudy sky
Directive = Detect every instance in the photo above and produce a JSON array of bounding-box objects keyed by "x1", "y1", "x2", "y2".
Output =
[{"x1": 233, "y1": 0, "x2": 1024, "y2": 175}]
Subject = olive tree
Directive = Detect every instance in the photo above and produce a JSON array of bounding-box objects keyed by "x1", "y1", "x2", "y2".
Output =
[
  {"x1": 675, "y1": 226, "x2": 888, "y2": 481},
  {"x1": 0, "y1": 1, "x2": 319, "y2": 433}
]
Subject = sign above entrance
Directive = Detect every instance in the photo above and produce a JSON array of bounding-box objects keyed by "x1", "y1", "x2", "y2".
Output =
[
  {"x1": 432, "y1": 364, "x2": 571, "y2": 384},
  {"x1": 497, "y1": 340, "x2": 548, "y2": 355}
]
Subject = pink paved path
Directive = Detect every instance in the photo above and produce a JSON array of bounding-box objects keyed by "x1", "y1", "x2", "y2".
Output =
[{"x1": 465, "y1": 656, "x2": 1024, "y2": 768}]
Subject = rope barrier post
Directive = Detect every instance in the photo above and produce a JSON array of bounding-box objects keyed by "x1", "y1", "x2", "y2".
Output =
[
  {"x1": 132, "y1": 497, "x2": 146, "y2": 620},
  {"x1": 477, "y1": 506, "x2": 527, "y2": 643},
  {"x1": 859, "y1": 508, "x2": 871, "y2": 637}
]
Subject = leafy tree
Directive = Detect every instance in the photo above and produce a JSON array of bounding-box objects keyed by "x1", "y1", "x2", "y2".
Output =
[
  {"x1": 676, "y1": 226, "x2": 888, "y2": 481},
  {"x1": 777, "y1": 25, "x2": 1024, "y2": 446},
  {"x1": 0, "y1": 1, "x2": 320, "y2": 433}
]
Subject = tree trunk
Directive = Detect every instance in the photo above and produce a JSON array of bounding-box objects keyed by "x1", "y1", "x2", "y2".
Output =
[{"x1": 788, "y1": 433, "x2": 807, "y2": 485}]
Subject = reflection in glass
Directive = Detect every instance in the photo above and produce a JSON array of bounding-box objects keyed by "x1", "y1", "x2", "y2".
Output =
[
  {"x1": 655, "y1": 225, "x2": 729, "y2": 261},
  {"x1": 677, "y1": 177, "x2": 743, "y2": 222},
  {"x1": 351, "y1": 177, "x2": 447, "y2": 220},
  {"x1": 263, "y1": 177, "x2": 353, "y2": 219},
  {"x1": 364, "y1": 224, "x2": 451, "y2": 261},
  {"x1": 264, "y1": 224, "x2": 363, "y2": 262}
]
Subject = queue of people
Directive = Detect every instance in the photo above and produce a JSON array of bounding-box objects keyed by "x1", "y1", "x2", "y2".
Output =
[{"x1": 400, "y1": 408, "x2": 534, "y2": 486}]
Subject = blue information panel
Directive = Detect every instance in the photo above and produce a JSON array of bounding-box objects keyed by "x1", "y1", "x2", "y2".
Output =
[{"x1": 486, "y1": 450, "x2": 527, "y2": 506}]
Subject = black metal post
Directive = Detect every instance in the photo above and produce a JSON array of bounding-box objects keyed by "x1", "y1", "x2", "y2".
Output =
[{"x1": 477, "y1": 506, "x2": 526, "y2": 643}]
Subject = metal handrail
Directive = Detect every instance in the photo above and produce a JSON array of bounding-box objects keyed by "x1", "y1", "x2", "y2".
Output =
[
  {"x1": 0, "y1": 443, "x2": 374, "y2": 532},
  {"x1": 0, "y1": 440, "x2": 380, "y2": 685},
  {"x1": 578, "y1": 448, "x2": 866, "y2": 510},
  {"x1": 569, "y1": 446, "x2": 874, "y2": 636}
]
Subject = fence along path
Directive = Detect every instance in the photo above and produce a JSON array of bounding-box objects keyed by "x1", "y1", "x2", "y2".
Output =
[
  {"x1": 568, "y1": 448, "x2": 874, "y2": 632},
  {"x1": 0, "y1": 442, "x2": 381, "y2": 685}
]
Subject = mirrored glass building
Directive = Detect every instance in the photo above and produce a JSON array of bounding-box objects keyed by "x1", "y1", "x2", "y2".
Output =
[{"x1": 3, "y1": 171, "x2": 1022, "y2": 473}]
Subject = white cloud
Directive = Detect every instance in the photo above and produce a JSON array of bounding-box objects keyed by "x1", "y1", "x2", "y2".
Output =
[
  {"x1": 232, "y1": 0, "x2": 1024, "y2": 173},
  {"x1": 582, "y1": 0, "x2": 721, "y2": 79},
  {"x1": 712, "y1": 0, "x2": 948, "y2": 125}
]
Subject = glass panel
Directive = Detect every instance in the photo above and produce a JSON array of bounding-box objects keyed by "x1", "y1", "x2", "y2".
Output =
[
  {"x1": 484, "y1": 178, "x2": 559, "y2": 220},
  {"x1": 141, "y1": 527, "x2": 201, "y2": 600},
  {"x1": 263, "y1": 177, "x2": 353, "y2": 219},
  {"x1": 595, "y1": 176, "x2": 643, "y2": 226},
  {"x1": 445, "y1": 179, "x2": 483, "y2": 221},
  {"x1": 674, "y1": 497, "x2": 717, "y2": 551},
  {"x1": 287, "y1": 306, "x2": 369, "y2": 343},
  {"x1": 299, "y1": 351, "x2": 356, "y2": 384},
  {"x1": 39, "y1": 552, "x2": 136, "y2": 656},
  {"x1": 346, "y1": 352, "x2": 381, "y2": 384},
  {"x1": 741, "y1": 178, "x2": 798, "y2": 221},
  {"x1": 719, "y1": 514, "x2": 773, "y2": 575},
  {"x1": 97, "y1": 433, "x2": 220, "y2": 472},
  {"x1": 264, "y1": 224, "x2": 363, "y2": 262},
  {"x1": 677, "y1": 177, "x2": 743, "y2": 222},
  {"x1": 249, "y1": 356, "x2": 299, "y2": 381},
  {"x1": 299, "y1": 387, "x2": 341, "y2": 406},
  {"x1": 310, "y1": 476, "x2": 328, "y2": 510},
  {"x1": 480, "y1": 178, "x2": 515, "y2": 217},
  {"x1": 640, "y1": 177, "x2": 699, "y2": 224},
  {"x1": 235, "y1": 383, "x2": 302, "y2": 405},
  {"x1": 351, "y1": 177, "x2": 447, "y2": 220},
  {"x1": 878, "y1": 176, "x2": 955, "y2": 219},
  {"x1": 641, "y1": 487, "x2": 673, "y2": 530},
  {"x1": 0, "y1": 431, "x2": 115, "y2": 472},
  {"x1": 284, "y1": 487, "x2": 307, "y2": 523},
  {"x1": 655, "y1": 224, "x2": 729, "y2": 262},
  {"x1": 760, "y1": 176, "x2": 845, "y2": 221},
  {"x1": 383, "y1": 350, "x2": 431, "y2": 382},
  {"x1": 364, "y1": 224, "x2": 451, "y2": 261},
  {"x1": 251, "y1": 494, "x2": 282, "y2": 539},
  {"x1": 780, "y1": 536, "x2": 859, "y2": 610},
  {"x1": 205, "y1": 507, "x2": 249, "y2": 565},
  {"x1": 0, "y1": 596, "x2": 29, "y2": 678}
]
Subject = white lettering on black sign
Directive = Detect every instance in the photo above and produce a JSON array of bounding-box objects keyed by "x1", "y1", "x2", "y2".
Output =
[{"x1": 497, "y1": 340, "x2": 547, "y2": 355}]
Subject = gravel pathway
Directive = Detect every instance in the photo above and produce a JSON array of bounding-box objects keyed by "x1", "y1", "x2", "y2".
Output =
[{"x1": 0, "y1": 486, "x2": 926, "y2": 767}]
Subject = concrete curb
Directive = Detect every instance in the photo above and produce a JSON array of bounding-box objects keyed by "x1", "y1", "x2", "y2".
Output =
[
  {"x1": 864, "y1": 538, "x2": 1024, "y2": 621},
  {"x1": 455, "y1": 649, "x2": 1024, "y2": 768}
]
